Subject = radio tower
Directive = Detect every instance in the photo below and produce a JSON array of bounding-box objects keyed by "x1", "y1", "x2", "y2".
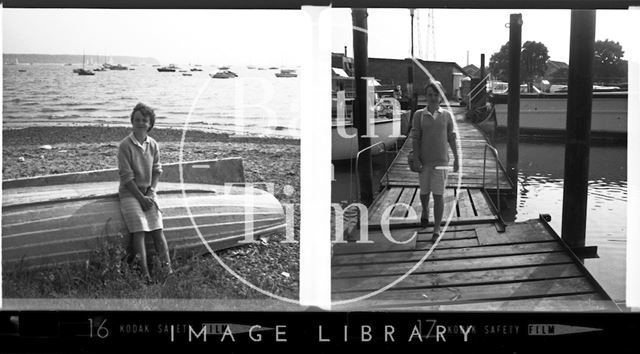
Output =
[{"x1": 426, "y1": 9, "x2": 436, "y2": 61}]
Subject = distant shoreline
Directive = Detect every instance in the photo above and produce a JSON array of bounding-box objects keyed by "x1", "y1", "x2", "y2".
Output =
[{"x1": 2, "y1": 124, "x2": 301, "y2": 142}]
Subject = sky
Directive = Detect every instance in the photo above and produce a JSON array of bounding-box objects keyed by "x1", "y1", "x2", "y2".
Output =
[
  {"x1": 331, "y1": 8, "x2": 637, "y2": 68},
  {"x1": 2, "y1": 9, "x2": 304, "y2": 66},
  {"x1": 1, "y1": 8, "x2": 637, "y2": 68}
]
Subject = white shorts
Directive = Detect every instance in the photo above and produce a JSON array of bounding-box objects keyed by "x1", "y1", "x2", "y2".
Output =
[{"x1": 419, "y1": 164, "x2": 448, "y2": 196}]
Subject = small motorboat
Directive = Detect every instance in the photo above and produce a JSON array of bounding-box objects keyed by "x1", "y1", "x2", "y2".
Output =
[
  {"x1": 275, "y1": 69, "x2": 297, "y2": 78},
  {"x1": 109, "y1": 64, "x2": 129, "y2": 70},
  {"x1": 157, "y1": 64, "x2": 178, "y2": 72},
  {"x1": 210, "y1": 70, "x2": 238, "y2": 79}
]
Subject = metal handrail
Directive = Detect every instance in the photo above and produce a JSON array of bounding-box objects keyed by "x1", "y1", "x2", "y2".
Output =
[
  {"x1": 468, "y1": 73, "x2": 491, "y2": 98},
  {"x1": 467, "y1": 74, "x2": 491, "y2": 110},
  {"x1": 355, "y1": 141, "x2": 388, "y2": 203},
  {"x1": 482, "y1": 143, "x2": 501, "y2": 212}
]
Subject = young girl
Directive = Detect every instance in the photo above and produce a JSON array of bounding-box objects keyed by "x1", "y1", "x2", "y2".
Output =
[{"x1": 118, "y1": 102, "x2": 173, "y2": 282}]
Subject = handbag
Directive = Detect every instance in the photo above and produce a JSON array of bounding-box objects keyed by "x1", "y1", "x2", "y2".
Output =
[
  {"x1": 407, "y1": 110, "x2": 422, "y2": 173},
  {"x1": 408, "y1": 150, "x2": 421, "y2": 172}
]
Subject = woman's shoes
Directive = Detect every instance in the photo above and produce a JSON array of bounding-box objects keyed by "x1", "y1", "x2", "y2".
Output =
[
  {"x1": 432, "y1": 232, "x2": 440, "y2": 242},
  {"x1": 420, "y1": 218, "x2": 429, "y2": 228}
]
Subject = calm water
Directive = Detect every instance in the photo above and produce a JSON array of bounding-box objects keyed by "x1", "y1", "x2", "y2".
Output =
[
  {"x1": 332, "y1": 140, "x2": 627, "y2": 303},
  {"x1": 3, "y1": 64, "x2": 300, "y2": 138},
  {"x1": 493, "y1": 139, "x2": 627, "y2": 303}
]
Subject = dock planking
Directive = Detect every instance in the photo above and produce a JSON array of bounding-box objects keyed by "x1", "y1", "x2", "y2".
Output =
[
  {"x1": 332, "y1": 218, "x2": 615, "y2": 310},
  {"x1": 367, "y1": 186, "x2": 497, "y2": 226},
  {"x1": 380, "y1": 117, "x2": 513, "y2": 191},
  {"x1": 332, "y1": 109, "x2": 616, "y2": 311}
]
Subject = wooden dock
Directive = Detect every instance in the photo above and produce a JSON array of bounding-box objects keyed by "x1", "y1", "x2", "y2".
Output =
[{"x1": 332, "y1": 110, "x2": 617, "y2": 311}]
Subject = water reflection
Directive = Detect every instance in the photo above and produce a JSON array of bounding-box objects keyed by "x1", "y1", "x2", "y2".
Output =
[{"x1": 493, "y1": 138, "x2": 627, "y2": 302}]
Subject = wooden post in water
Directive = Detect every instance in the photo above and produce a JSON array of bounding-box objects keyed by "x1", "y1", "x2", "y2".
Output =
[
  {"x1": 561, "y1": 10, "x2": 596, "y2": 249},
  {"x1": 409, "y1": 9, "x2": 417, "y2": 114},
  {"x1": 479, "y1": 53, "x2": 486, "y2": 106},
  {"x1": 506, "y1": 14, "x2": 522, "y2": 190},
  {"x1": 352, "y1": 8, "x2": 373, "y2": 206}
]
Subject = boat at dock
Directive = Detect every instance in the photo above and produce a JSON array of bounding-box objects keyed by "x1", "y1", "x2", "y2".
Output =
[
  {"x1": 2, "y1": 158, "x2": 286, "y2": 270},
  {"x1": 210, "y1": 70, "x2": 238, "y2": 79},
  {"x1": 490, "y1": 91, "x2": 627, "y2": 136},
  {"x1": 331, "y1": 94, "x2": 409, "y2": 161}
]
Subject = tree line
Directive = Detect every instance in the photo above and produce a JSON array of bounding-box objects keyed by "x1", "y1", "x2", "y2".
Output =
[{"x1": 488, "y1": 39, "x2": 627, "y2": 85}]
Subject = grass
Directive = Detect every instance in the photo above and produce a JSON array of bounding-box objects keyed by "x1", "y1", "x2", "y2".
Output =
[{"x1": 3, "y1": 227, "x2": 299, "y2": 300}]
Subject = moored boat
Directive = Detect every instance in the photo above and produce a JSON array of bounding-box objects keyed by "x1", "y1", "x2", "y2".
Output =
[
  {"x1": 490, "y1": 91, "x2": 627, "y2": 136},
  {"x1": 331, "y1": 94, "x2": 409, "y2": 160},
  {"x1": 210, "y1": 70, "x2": 238, "y2": 79},
  {"x1": 157, "y1": 64, "x2": 178, "y2": 72},
  {"x1": 275, "y1": 69, "x2": 297, "y2": 78},
  {"x1": 77, "y1": 68, "x2": 95, "y2": 76}
]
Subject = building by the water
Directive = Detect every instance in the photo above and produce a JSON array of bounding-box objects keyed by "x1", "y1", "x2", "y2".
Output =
[{"x1": 332, "y1": 52, "x2": 469, "y2": 102}]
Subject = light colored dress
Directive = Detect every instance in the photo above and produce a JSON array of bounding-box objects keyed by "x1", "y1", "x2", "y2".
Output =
[{"x1": 117, "y1": 132, "x2": 163, "y2": 233}]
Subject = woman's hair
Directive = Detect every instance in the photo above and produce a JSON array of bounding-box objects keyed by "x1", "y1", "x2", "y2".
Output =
[
  {"x1": 130, "y1": 102, "x2": 156, "y2": 132},
  {"x1": 425, "y1": 81, "x2": 443, "y2": 97}
]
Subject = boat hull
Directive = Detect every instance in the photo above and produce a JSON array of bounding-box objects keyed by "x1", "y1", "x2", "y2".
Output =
[
  {"x1": 331, "y1": 118, "x2": 405, "y2": 161},
  {"x1": 493, "y1": 93, "x2": 627, "y2": 135},
  {"x1": 2, "y1": 182, "x2": 285, "y2": 269}
]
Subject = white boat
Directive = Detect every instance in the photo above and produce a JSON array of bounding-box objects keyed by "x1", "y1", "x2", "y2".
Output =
[
  {"x1": 275, "y1": 69, "x2": 297, "y2": 78},
  {"x1": 491, "y1": 91, "x2": 627, "y2": 136},
  {"x1": 332, "y1": 95, "x2": 409, "y2": 160},
  {"x1": 332, "y1": 119, "x2": 406, "y2": 161},
  {"x1": 2, "y1": 158, "x2": 286, "y2": 269}
]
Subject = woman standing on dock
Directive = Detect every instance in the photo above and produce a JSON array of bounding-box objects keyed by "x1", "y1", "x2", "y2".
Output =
[
  {"x1": 412, "y1": 82, "x2": 459, "y2": 241},
  {"x1": 118, "y1": 102, "x2": 173, "y2": 282}
]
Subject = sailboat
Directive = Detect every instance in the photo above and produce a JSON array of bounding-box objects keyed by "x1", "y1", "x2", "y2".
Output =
[{"x1": 77, "y1": 52, "x2": 95, "y2": 76}]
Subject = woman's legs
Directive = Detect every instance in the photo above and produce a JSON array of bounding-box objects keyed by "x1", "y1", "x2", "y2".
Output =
[
  {"x1": 433, "y1": 194, "x2": 444, "y2": 236},
  {"x1": 420, "y1": 193, "x2": 430, "y2": 227},
  {"x1": 150, "y1": 229, "x2": 173, "y2": 274},
  {"x1": 132, "y1": 232, "x2": 151, "y2": 280}
]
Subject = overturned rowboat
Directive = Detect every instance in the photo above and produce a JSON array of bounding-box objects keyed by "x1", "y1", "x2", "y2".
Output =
[{"x1": 2, "y1": 158, "x2": 286, "y2": 269}]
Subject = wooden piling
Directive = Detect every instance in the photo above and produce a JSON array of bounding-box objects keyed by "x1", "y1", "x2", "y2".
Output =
[
  {"x1": 561, "y1": 10, "x2": 596, "y2": 249},
  {"x1": 506, "y1": 14, "x2": 522, "y2": 189},
  {"x1": 352, "y1": 8, "x2": 373, "y2": 205},
  {"x1": 479, "y1": 53, "x2": 486, "y2": 106}
]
